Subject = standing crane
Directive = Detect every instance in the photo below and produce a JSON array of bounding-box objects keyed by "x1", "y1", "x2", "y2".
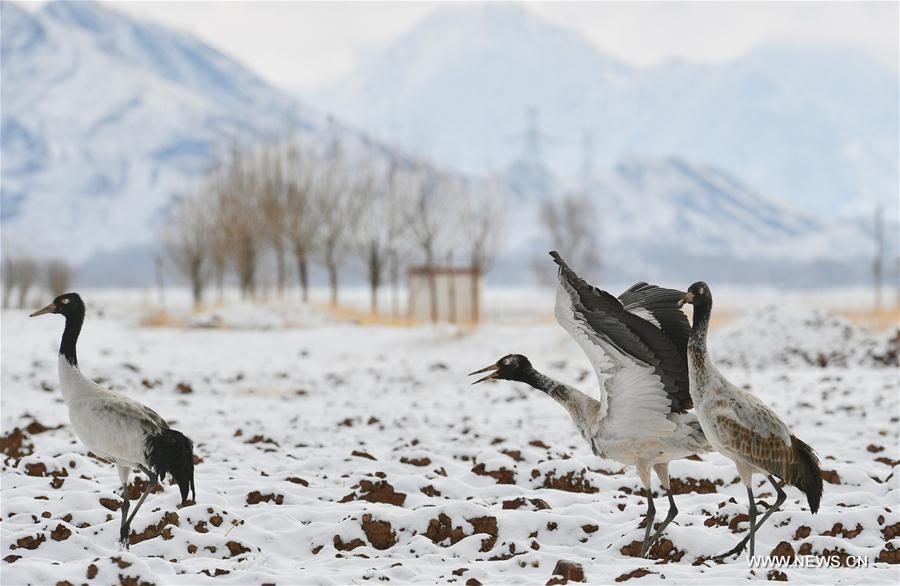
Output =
[
  {"x1": 679, "y1": 282, "x2": 822, "y2": 559},
  {"x1": 30, "y1": 293, "x2": 195, "y2": 548},
  {"x1": 471, "y1": 252, "x2": 710, "y2": 557}
]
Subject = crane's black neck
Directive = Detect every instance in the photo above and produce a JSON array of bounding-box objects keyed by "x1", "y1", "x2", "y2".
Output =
[
  {"x1": 60, "y1": 310, "x2": 84, "y2": 367},
  {"x1": 688, "y1": 296, "x2": 712, "y2": 354},
  {"x1": 518, "y1": 367, "x2": 585, "y2": 404}
]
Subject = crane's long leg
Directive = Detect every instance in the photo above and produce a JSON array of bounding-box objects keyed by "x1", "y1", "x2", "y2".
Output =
[
  {"x1": 636, "y1": 464, "x2": 656, "y2": 558},
  {"x1": 714, "y1": 485, "x2": 758, "y2": 561},
  {"x1": 715, "y1": 475, "x2": 787, "y2": 560},
  {"x1": 121, "y1": 466, "x2": 159, "y2": 548},
  {"x1": 116, "y1": 464, "x2": 131, "y2": 548},
  {"x1": 642, "y1": 463, "x2": 678, "y2": 557}
]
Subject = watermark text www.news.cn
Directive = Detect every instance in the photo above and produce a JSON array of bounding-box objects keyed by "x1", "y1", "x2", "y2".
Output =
[{"x1": 748, "y1": 555, "x2": 869, "y2": 569}]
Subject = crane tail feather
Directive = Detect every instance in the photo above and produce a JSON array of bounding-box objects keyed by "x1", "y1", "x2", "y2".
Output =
[
  {"x1": 146, "y1": 429, "x2": 195, "y2": 504},
  {"x1": 790, "y1": 435, "x2": 822, "y2": 514}
]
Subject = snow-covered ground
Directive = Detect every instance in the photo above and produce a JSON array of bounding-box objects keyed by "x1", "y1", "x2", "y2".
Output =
[{"x1": 1, "y1": 300, "x2": 898, "y2": 584}]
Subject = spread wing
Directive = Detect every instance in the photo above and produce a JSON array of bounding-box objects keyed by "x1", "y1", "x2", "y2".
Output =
[
  {"x1": 618, "y1": 282, "x2": 692, "y2": 409},
  {"x1": 550, "y1": 251, "x2": 690, "y2": 439}
]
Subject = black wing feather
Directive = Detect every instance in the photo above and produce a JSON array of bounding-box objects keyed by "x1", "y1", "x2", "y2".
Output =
[
  {"x1": 618, "y1": 283, "x2": 691, "y2": 372},
  {"x1": 549, "y1": 251, "x2": 691, "y2": 413}
]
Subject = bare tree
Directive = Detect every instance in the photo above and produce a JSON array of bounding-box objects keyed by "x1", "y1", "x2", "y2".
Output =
[
  {"x1": 259, "y1": 146, "x2": 289, "y2": 296},
  {"x1": 284, "y1": 141, "x2": 318, "y2": 303},
  {"x1": 2, "y1": 257, "x2": 17, "y2": 309},
  {"x1": 356, "y1": 163, "x2": 405, "y2": 315},
  {"x1": 535, "y1": 192, "x2": 601, "y2": 284},
  {"x1": 207, "y1": 191, "x2": 229, "y2": 303},
  {"x1": 313, "y1": 156, "x2": 360, "y2": 306},
  {"x1": 16, "y1": 256, "x2": 39, "y2": 309},
  {"x1": 462, "y1": 177, "x2": 506, "y2": 322},
  {"x1": 45, "y1": 259, "x2": 73, "y2": 296},
  {"x1": 218, "y1": 144, "x2": 262, "y2": 299},
  {"x1": 384, "y1": 162, "x2": 412, "y2": 316},
  {"x1": 165, "y1": 190, "x2": 211, "y2": 307},
  {"x1": 406, "y1": 167, "x2": 453, "y2": 322}
]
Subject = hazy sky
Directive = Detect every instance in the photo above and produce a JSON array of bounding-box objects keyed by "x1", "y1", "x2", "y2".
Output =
[{"x1": 87, "y1": 1, "x2": 899, "y2": 93}]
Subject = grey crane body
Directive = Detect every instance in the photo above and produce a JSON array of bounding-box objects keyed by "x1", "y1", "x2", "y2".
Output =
[
  {"x1": 472, "y1": 252, "x2": 711, "y2": 558},
  {"x1": 680, "y1": 282, "x2": 822, "y2": 560},
  {"x1": 31, "y1": 293, "x2": 195, "y2": 549}
]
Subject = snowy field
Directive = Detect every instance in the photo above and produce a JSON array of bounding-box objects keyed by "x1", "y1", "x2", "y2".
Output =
[{"x1": 1, "y1": 296, "x2": 898, "y2": 585}]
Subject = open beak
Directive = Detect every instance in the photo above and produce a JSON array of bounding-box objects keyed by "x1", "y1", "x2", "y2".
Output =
[
  {"x1": 677, "y1": 292, "x2": 694, "y2": 308},
  {"x1": 468, "y1": 363, "x2": 499, "y2": 385},
  {"x1": 29, "y1": 303, "x2": 57, "y2": 317}
]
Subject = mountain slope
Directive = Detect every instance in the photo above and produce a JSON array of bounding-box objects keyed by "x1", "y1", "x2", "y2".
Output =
[
  {"x1": 1, "y1": 1, "x2": 320, "y2": 261},
  {"x1": 318, "y1": 3, "x2": 898, "y2": 217},
  {"x1": 495, "y1": 155, "x2": 893, "y2": 286}
]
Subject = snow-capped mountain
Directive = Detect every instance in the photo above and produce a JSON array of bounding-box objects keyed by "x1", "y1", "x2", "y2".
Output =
[
  {"x1": 493, "y1": 155, "x2": 894, "y2": 286},
  {"x1": 1, "y1": 1, "x2": 891, "y2": 287},
  {"x1": 318, "y1": 2, "x2": 898, "y2": 218},
  {"x1": 1, "y1": 1, "x2": 332, "y2": 263}
]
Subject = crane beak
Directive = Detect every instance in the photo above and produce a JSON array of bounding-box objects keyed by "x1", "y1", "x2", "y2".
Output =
[
  {"x1": 29, "y1": 302, "x2": 57, "y2": 317},
  {"x1": 469, "y1": 363, "x2": 499, "y2": 385},
  {"x1": 677, "y1": 292, "x2": 694, "y2": 308}
]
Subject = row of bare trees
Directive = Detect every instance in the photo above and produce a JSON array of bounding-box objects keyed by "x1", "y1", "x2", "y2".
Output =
[
  {"x1": 165, "y1": 139, "x2": 505, "y2": 313},
  {"x1": 1, "y1": 256, "x2": 73, "y2": 308}
]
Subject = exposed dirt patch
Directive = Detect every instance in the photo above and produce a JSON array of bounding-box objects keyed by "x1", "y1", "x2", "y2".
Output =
[
  {"x1": 50, "y1": 524, "x2": 71, "y2": 541},
  {"x1": 471, "y1": 462, "x2": 515, "y2": 484},
  {"x1": 129, "y1": 511, "x2": 179, "y2": 545},
  {"x1": 14, "y1": 534, "x2": 46, "y2": 550},
  {"x1": 877, "y1": 543, "x2": 900, "y2": 564},
  {"x1": 621, "y1": 538, "x2": 684, "y2": 562},
  {"x1": 333, "y1": 535, "x2": 365, "y2": 551},
  {"x1": 822, "y1": 522, "x2": 863, "y2": 539},
  {"x1": 420, "y1": 485, "x2": 441, "y2": 497},
  {"x1": 25, "y1": 462, "x2": 47, "y2": 477},
  {"x1": 127, "y1": 477, "x2": 163, "y2": 500},
  {"x1": 540, "y1": 469, "x2": 597, "y2": 493},
  {"x1": 1, "y1": 428, "x2": 35, "y2": 461},
  {"x1": 548, "y1": 560, "x2": 585, "y2": 584},
  {"x1": 728, "y1": 513, "x2": 750, "y2": 533},
  {"x1": 615, "y1": 568, "x2": 655, "y2": 582},
  {"x1": 226, "y1": 541, "x2": 251, "y2": 557},
  {"x1": 341, "y1": 479, "x2": 406, "y2": 507},
  {"x1": 361, "y1": 514, "x2": 397, "y2": 550},
  {"x1": 770, "y1": 541, "x2": 796, "y2": 561},
  {"x1": 501, "y1": 449, "x2": 524, "y2": 462},
  {"x1": 669, "y1": 477, "x2": 722, "y2": 495},
  {"x1": 246, "y1": 435, "x2": 279, "y2": 447},
  {"x1": 502, "y1": 498, "x2": 550, "y2": 511},
  {"x1": 400, "y1": 456, "x2": 431, "y2": 467},
  {"x1": 424, "y1": 513, "x2": 498, "y2": 553},
  {"x1": 821, "y1": 470, "x2": 841, "y2": 484},
  {"x1": 246, "y1": 491, "x2": 284, "y2": 505}
]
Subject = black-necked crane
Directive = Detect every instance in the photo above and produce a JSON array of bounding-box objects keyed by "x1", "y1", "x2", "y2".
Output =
[
  {"x1": 679, "y1": 282, "x2": 822, "y2": 559},
  {"x1": 30, "y1": 293, "x2": 195, "y2": 548},
  {"x1": 470, "y1": 252, "x2": 710, "y2": 557}
]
